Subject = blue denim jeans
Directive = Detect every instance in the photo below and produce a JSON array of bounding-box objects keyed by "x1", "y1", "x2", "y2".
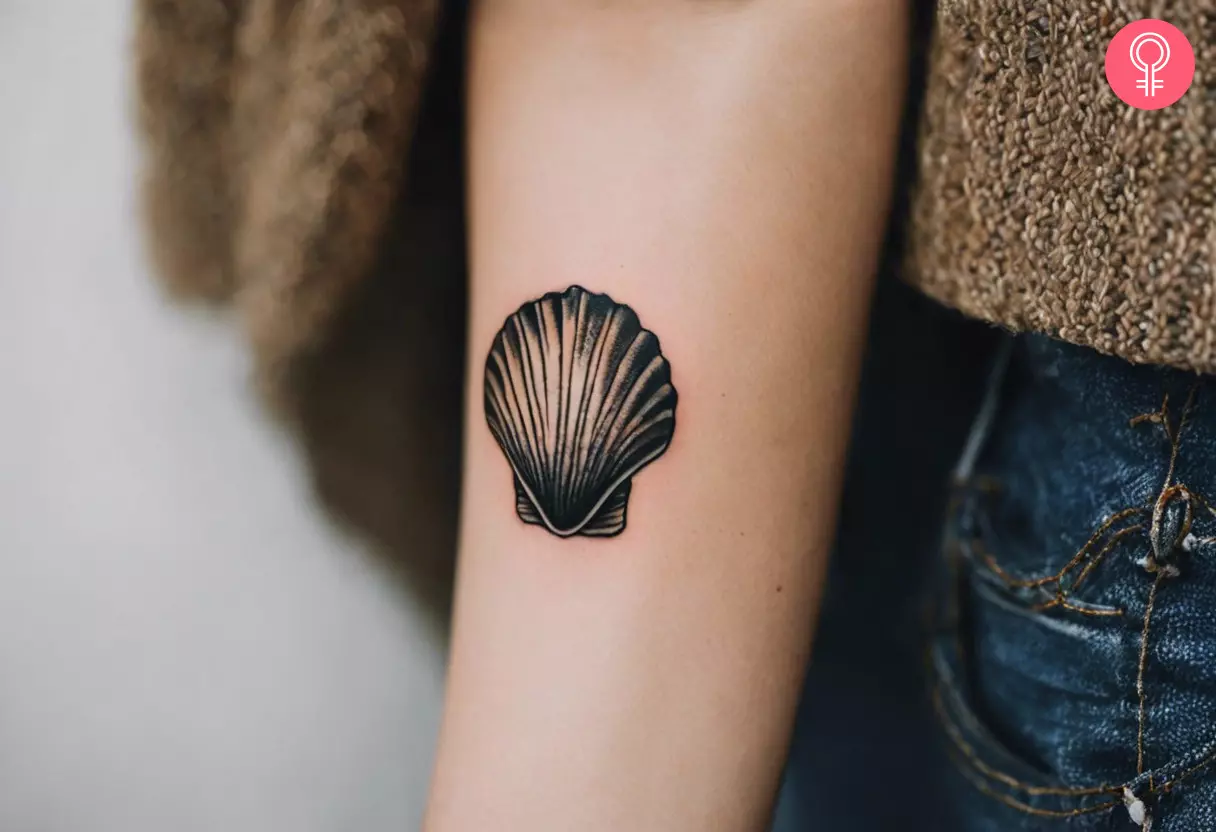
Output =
[
  {"x1": 774, "y1": 295, "x2": 1216, "y2": 830},
  {"x1": 934, "y1": 335, "x2": 1216, "y2": 831}
]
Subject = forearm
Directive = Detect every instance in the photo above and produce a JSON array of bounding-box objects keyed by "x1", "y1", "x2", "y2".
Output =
[{"x1": 426, "y1": 3, "x2": 907, "y2": 830}]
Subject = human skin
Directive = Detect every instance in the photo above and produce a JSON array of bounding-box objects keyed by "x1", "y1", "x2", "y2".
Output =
[{"x1": 425, "y1": 2, "x2": 909, "y2": 830}]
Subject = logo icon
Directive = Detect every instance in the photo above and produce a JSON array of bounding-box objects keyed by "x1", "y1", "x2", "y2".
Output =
[
  {"x1": 1105, "y1": 20, "x2": 1195, "y2": 110},
  {"x1": 1130, "y1": 31, "x2": 1170, "y2": 96}
]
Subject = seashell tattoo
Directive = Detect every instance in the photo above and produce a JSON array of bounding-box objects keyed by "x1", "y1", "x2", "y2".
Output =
[{"x1": 484, "y1": 285, "x2": 678, "y2": 538}]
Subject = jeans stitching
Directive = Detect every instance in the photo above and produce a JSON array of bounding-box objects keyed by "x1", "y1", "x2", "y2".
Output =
[
  {"x1": 932, "y1": 682, "x2": 1122, "y2": 799},
  {"x1": 969, "y1": 514, "x2": 1143, "y2": 617},
  {"x1": 1131, "y1": 387, "x2": 1200, "y2": 801},
  {"x1": 938, "y1": 382, "x2": 1215, "y2": 827}
]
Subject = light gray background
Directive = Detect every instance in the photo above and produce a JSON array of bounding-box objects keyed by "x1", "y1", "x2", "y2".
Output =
[{"x1": 0, "y1": 2, "x2": 446, "y2": 829}]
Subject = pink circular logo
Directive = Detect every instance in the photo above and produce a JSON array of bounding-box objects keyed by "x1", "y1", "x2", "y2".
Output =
[{"x1": 1105, "y1": 20, "x2": 1195, "y2": 110}]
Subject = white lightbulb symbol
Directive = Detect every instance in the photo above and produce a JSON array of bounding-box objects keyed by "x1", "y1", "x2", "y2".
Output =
[{"x1": 1130, "y1": 31, "x2": 1170, "y2": 96}]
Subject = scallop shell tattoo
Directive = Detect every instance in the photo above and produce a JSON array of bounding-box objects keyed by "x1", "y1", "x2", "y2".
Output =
[{"x1": 484, "y1": 286, "x2": 678, "y2": 538}]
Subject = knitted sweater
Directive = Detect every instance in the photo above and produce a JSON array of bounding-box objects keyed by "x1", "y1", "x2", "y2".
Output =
[{"x1": 907, "y1": 1, "x2": 1214, "y2": 372}]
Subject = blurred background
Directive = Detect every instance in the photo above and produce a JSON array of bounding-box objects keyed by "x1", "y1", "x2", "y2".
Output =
[{"x1": 0, "y1": 2, "x2": 447, "y2": 829}]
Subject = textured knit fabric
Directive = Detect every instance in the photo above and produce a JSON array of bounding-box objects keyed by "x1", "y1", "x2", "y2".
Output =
[
  {"x1": 135, "y1": 0, "x2": 467, "y2": 613},
  {"x1": 136, "y1": 0, "x2": 439, "y2": 388},
  {"x1": 907, "y1": 0, "x2": 1215, "y2": 373}
]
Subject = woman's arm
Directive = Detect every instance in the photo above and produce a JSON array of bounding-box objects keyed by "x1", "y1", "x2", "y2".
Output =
[{"x1": 426, "y1": 3, "x2": 908, "y2": 829}]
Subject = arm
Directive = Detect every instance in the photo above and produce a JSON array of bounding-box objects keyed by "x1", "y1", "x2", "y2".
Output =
[{"x1": 426, "y1": 2, "x2": 908, "y2": 829}]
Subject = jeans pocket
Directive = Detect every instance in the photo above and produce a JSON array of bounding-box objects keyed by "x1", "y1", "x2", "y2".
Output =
[
  {"x1": 934, "y1": 484, "x2": 1216, "y2": 831},
  {"x1": 934, "y1": 337, "x2": 1216, "y2": 831},
  {"x1": 931, "y1": 633, "x2": 1130, "y2": 825},
  {"x1": 934, "y1": 488, "x2": 1125, "y2": 817}
]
